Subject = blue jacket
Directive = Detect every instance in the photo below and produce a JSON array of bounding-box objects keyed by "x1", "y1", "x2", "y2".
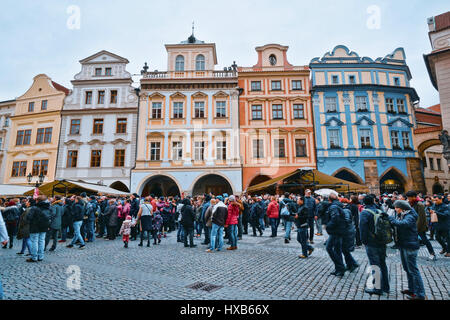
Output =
[
  {"x1": 359, "y1": 205, "x2": 385, "y2": 248},
  {"x1": 304, "y1": 196, "x2": 316, "y2": 218},
  {"x1": 433, "y1": 203, "x2": 449, "y2": 231},
  {"x1": 326, "y1": 200, "x2": 346, "y2": 236},
  {"x1": 388, "y1": 209, "x2": 420, "y2": 250}
]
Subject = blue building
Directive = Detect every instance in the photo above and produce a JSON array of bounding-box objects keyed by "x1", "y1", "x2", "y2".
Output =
[{"x1": 310, "y1": 45, "x2": 425, "y2": 194}]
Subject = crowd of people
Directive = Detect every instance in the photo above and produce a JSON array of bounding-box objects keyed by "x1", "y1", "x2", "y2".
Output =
[{"x1": 0, "y1": 188, "x2": 449, "y2": 300}]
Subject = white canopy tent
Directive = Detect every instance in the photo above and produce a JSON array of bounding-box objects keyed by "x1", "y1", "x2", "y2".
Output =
[{"x1": 0, "y1": 184, "x2": 35, "y2": 198}]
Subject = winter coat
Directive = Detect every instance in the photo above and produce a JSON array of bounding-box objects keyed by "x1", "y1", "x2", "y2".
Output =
[
  {"x1": 2, "y1": 206, "x2": 20, "y2": 226},
  {"x1": 433, "y1": 203, "x2": 449, "y2": 231},
  {"x1": 317, "y1": 200, "x2": 331, "y2": 224},
  {"x1": 359, "y1": 204, "x2": 386, "y2": 248},
  {"x1": 152, "y1": 212, "x2": 163, "y2": 231},
  {"x1": 86, "y1": 200, "x2": 98, "y2": 221},
  {"x1": 266, "y1": 200, "x2": 279, "y2": 219},
  {"x1": 180, "y1": 203, "x2": 195, "y2": 229},
  {"x1": 119, "y1": 219, "x2": 136, "y2": 236},
  {"x1": 304, "y1": 196, "x2": 317, "y2": 218},
  {"x1": 204, "y1": 205, "x2": 214, "y2": 228},
  {"x1": 281, "y1": 199, "x2": 296, "y2": 222},
  {"x1": 16, "y1": 207, "x2": 31, "y2": 240},
  {"x1": 62, "y1": 202, "x2": 73, "y2": 228},
  {"x1": 130, "y1": 198, "x2": 140, "y2": 218},
  {"x1": 211, "y1": 202, "x2": 228, "y2": 227},
  {"x1": 388, "y1": 209, "x2": 420, "y2": 250},
  {"x1": 50, "y1": 201, "x2": 64, "y2": 230},
  {"x1": 325, "y1": 200, "x2": 346, "y2": 236},
  {"x1": 106, "y1": 204, "x2": 119, "y2": 227},
  {"x1": 139, "y1": 202, "x2": 153, "y2": 231},
  {"x1": 72, "y1": 202, "x2": 85, "y2": 222},
  {"x1": 349, "y1": 203, "x2": 359, "y2": 229},
  {"x1": 294, "y1": 205, "x2": 309, "y2": 228},
  {"x1": 0, "y1": 213, "x2": 8, "y2": 243},
  {"x1": 27, "y1": 201, "x2": 52, "y2": 234},
  {"x1": 411, "y1": 201, "x2": 427, "y2": 233},
  {"x1": 225, "y1": 203, "x2": 240, "y2": 225}
]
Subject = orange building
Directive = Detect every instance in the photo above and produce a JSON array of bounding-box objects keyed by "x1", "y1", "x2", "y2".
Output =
[{"x1": 238, "y1": 44, "x2": 316, "y2": 191}]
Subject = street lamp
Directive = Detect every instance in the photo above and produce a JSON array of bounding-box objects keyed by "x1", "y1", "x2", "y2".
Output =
[{"x1": 27, "y1": 172, "x2": 45, "y2": 188}]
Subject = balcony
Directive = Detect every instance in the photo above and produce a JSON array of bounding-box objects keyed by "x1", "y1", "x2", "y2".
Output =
[{"x1": 142, "y1": 70, "x2": 237, "y2": 79}]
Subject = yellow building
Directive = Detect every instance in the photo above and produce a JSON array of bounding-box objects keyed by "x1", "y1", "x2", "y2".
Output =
[{"x1": 5, "y1": 74, "x2": 69, "y2": 185}]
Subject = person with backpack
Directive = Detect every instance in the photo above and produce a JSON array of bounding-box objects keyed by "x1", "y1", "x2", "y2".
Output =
[
  {"x1": 360, "y1": 194, "x2": 391, "y2": 296},
  {"x1": 67, "y1": 196, "x2": 86, "y2": 249},
  {"x1": 45, "y1": 195, "x2": 63, "y2": 252},
  {"x1": 341, "y1": 201, "x2": 359, "y2": 273},
  {"x1": 387, "y1": 200, "x2": 426, "y2": 300},
  {"x1": 206, "y1": 196, "x2": 228, "y2": 253},
  {"x1": 1, "y1": 200, "x2": 20, "y2": 249},
  {"x1": 267, "y1": 196, "x2": 279, "y2": 238},
  {"x1": 325, "y1": 193, "x2": 347, "y2": 277},
  {"x1": 295, "y1": 196, "x2": 314, "y2": 259},
  {"x1": 280, "y1": 194, "x2": 296, "y2": 244},
  {"x1": 26, "y1": 195, "x2": 52, "y2": 262}
]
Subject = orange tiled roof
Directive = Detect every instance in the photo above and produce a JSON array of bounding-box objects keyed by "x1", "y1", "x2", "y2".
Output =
[{"x1": 51, "y1": 81, "x2": 70, "y2": 95}]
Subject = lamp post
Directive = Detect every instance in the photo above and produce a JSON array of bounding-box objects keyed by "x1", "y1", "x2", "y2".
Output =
[{"x1": 27, "y1": 172, "x2": 45, "y2": 188}]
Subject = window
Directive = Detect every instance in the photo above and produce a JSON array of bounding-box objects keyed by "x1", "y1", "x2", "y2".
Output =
[
  {"x1": 85, "y1": 91, "x2": 92, "y2": 104},
  {"x1": 397, "y1": 99, "x2": 406, "y2": 114},
  {"x1": 360, "y1": 129, "x2": 371, "y2": 148},
  {"x1": 402, "y1": 132, "x2": 411, "y2": 149},
  {"x1": 110, "y1": 90, "x2": 117, "y2": 104},
  {"x1": 325, "y1": 97, "x2": 337, "y2": 112},
  {"x1": 41, "y1": 100, "x2": 47, "y2": 110},
  {"x1": 16, "y1": 130, "x2": 24, "y2": 145},
  {"x1": 251, "y1": 105, "x2": 262, "y2": 120},
  {"x1": 23, "y1": 130, "x2": 31, "y2": 145},
  {"x1": 429, "y1": 158, "x2": 435, "y2": 171},
  {"x1": 295, "y1": 139, "x2": 307, "y2": 157},
  {"x1": 329, "y1": 129, "x2": 340, "y2": 148},
  {"x1": 253, "y1": 139, "x2": 264, "y2": 159},
  {"x1": 11, "y1": 161, "x2": 27, "y2": 177},
  {"x1": 271, "y1": 81, "x2": 282, "y2": 91},
  {"x1": 272, "y1": 105, "x2": 283, "y2": 119},
  {"x1": 332, "y1": 75, "x2": 339, "y2": 84},
  {"x1": 116, "y1": 118, "x2": 127, "y2": 133},
  {"x1": 67, "y1": 150, "x2": 78, "y2": 168},
  {"x1": 150, "y1": 142, "x2": 161, "y2": 161},
  {"x1": 274, "y1": 139, "x2": 286, "y2": 158},
  {"x1": 172, "y1": 142, "x2": 183, "y2": 161},
  {"x1": 173, "y1": 102, "x2": 183, "y2": 118},
  {"x1": 0, "y1": 137, "x2": 2, "y2": 150},
  {"x1": 355, "y1": 96, "x2": 368, "y2": 111},
  {"x1": 196, "y1": 54, "x2": 205, "y2": 71},
  {"x1": 90, "y1": 150, "x2": 102, "y2": 167},
  {"x1": 4, "y1": 117, "x2": 9, "y2": 127},
  {"x1": 293, "y1": 104, "x2": 304, "y2": 119},
  {"x1": 95, "y1": 68, "x2": 102, "y2": 76},
  {"x1": 216, "y1": 101, "x2": 226, "y2": 118},
  {"x1": 32, "y1": 160, "x2": 40, "y2": 176},
  {"x1": 36, "y1": 128, "x2": 45, "y2": 144},
  {"x1": 44, "y1": 128, "x2": 52, "y2": 143},
  {"x1": 292, "y1": 80, "x2": 302, "y2": 90},
  {"x1": 194, "y1": 141, "x2": 205, "y2": 161},
  {"x1": 216, "y1": 141, "x2": 226, "y2": 160},
  {"x1": 175, "y1": 55, "x2": 185, "y2": 71},
  {"x1": 349, "y1": 75, "x2": 356, "y2": 84},
  {"x1": 437, "y1": 158, "x2": 442, "y2": 171},
  {"x1": 70, "y1": 119, "x2": 81, "y2": 135},
  {"x1": 394, "y1": 77, "x2": 400, "y2": 86},
  {"x1": 152, "y1": 103, "x2": 162, "y2": 119},
  {"x1": 105, "y1": 68, "x2": 112, "y2": 76},
  {"x1": 386, "y1": 98, "x2": 395, "y2": 113},
  {"x1": 251, "y1": 81, "x2": 261, "y2": 91},
  {"x1": 391, "y1": 131, "x2": 400, "y2": 149},
  {"x1": 28, "y1": 102, "x2": 34, "y2": 112},
  {"x1": 93, "y1": 119, "x2": 103, "y2": 134},
  {"x1": 98, "y1": 91, "x2": 105, "y2": 104},
  {"x1": 194, "y1": 102, "x2": 205, "y2": 118},
  {"x1": 40, "y1": 159, "x2": 48, "y2": 175},
  {"x1": 114, "y1": 149, "x2": 125, "y2": 167}
]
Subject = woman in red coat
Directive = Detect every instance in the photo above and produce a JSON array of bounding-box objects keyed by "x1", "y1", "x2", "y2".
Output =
[
  {"x1": 267, "y1": 196, "x2": 279, "y2": 237},
  {"x1": 225, "y1": 196, "x2": 240, "y2": 250}
]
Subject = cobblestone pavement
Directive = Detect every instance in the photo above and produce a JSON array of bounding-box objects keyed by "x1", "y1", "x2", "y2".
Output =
[{"x1": 0, "y1": 227, "x2": 449, "y2": 300}]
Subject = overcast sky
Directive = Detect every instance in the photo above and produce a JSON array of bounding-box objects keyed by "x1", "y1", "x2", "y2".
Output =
[{"x1": 0, "y1": 0, "x2": 447, "y2": 108}]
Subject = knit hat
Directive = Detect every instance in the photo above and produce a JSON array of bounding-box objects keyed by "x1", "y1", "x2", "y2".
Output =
[
  {"x1": 229, "y1": 195, "x2": 236, "y2": 202},
  {"x1": 216, "y1": 196, "x2": 224, "y2": 202},
  {"x1": 126, "y1": 215, "x2": 132, "y2": 220},
  {"x1": 394, "y1": 200, "x2": 412, "y2": 211}
]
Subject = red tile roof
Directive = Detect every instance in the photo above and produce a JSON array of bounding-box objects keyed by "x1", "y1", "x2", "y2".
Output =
[
  {"x1": 51, "y1": 81, "x2": 70, "y2": 95},
  {"x1": 434, "y1": 11, "x2": 450, "y2": 32},
  {"x1": 428, "y1": 104, "x2": 441, "y2": 114}
]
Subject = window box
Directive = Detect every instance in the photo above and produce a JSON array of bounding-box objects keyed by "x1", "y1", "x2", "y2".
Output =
[
  {"x1": 361, "y1": 145, "x2": 373, "y2": 149},
  {"x1": 326, "y1": 110, "x2": 338, "y2": 114},
  {"x1": 357, "y1": 109, "x2": 369, "y2": 112},
  {"x1": 392, "y1": 146, "x2": 402, "y2": 150},
  {"x1": 398, "y1": 111, "x2": 408, "y2": 115},
  {"x1": 329, "y1": 145, "x2": 342, "y2": 150}
]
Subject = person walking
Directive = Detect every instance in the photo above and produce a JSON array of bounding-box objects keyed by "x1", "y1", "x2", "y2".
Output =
[
  {"x1": 282, "y1": 195, "x2": 296, "y2": 244},
  {"x1": 181, "y1": 198, "x2": 196, "y2": 248},
  {"x1": 119, "y1": 215, "x2": 136, "y2": 248},
  {"x1": 16, "y1": 198, "x2": 33, "y2": 256},
  {"x1": 136, "y1": 197, "x2": 153, "y2": 247},
  {"x1": 226, "y1": 195, "x2": 240, "y2": 250},
  {"x1": 206, "y1": 196, "x2": 228, "y2": 253},
  {"x1": 26, "y1": 195, "x2": 52, "y2": 262},
  {"x1": 304, "y1": 189, "x2": 317, "y2": 244},
  {"x1": 267, "y1": 196, "x2": 279, "y2": 237},
  {"x1": 431, "y1": 195, "x2": 449, "y2": 257},
  {"x1": 388, "y1": 200, "x2": 426, "y2": 300},
  {"x1": 60, "y1": 198, "x2": 73, "y2": 243},
  {"x1": 67, "y1": 196, "x2": 86, "y2": 249},
  {"x1": 349, "y1": 195, "x2": 362, "y2": 248},
  {"x1": 295, "y1": 196, "x2": 314, "y2": 259},
  {"x1": 325, "y1": 193, "x2": 346, "y2": 277},
  {"x1": 45, "y1": 195, "x2": 63, "y2": 252}
]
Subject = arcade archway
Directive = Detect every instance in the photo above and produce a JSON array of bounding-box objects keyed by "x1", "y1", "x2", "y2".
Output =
[
  {"x1": 192, "y1": 174, "x2": 233, "y2": 196},
  {"x1": 109, "y1": 181, "x2": 130, "y2": 193},
  {"x1": 332, "y1": 168, "x2": 364, "y2": 184},
  {"x1": 379, "y1": 168, "x2": 407, "y2": 194},
  {"x1": 141, "y1": 175, "x2": 181, "y2": 197},
  {"x1": 248, "y1": 175, "x2": 272, "y2": 187}
]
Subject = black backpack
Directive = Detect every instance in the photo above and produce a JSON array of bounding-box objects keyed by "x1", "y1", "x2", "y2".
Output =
[
  {"x1": 366, "y1": 209, "x2": 393, "y2": 245},
  {"x1": 4, "y1": 207, "x2": 19, "y2": 223},
  {"x1": 36, "y1": 208, "x2": 52, "y2": 230}
]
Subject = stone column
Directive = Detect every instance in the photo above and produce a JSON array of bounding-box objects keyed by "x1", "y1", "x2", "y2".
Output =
[
  {"x1": 406, "y1": 158, "x2": 426, "y2": 193},
  {"x1": 161, "y1": 131, "x2": 170, "y2": 167},
  {"x1": 363, "y1": 159, "x2": 379, "y2": 195}
]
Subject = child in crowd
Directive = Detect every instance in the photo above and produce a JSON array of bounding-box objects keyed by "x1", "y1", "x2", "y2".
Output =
[{"x1": 119, "y1": 215, "x2": 136, "y2": 248}]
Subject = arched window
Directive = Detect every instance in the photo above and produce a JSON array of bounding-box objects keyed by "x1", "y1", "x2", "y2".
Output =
[
  {"x1": 175, "y1": 55, "x2": 184, "y2": 71},
  {"x1": 196, "y1": 54, "x2": 205, "y2": 71}
]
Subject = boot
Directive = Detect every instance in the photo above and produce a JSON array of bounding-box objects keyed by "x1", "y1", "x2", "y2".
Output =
[
  {"x1": 147, "y1": 240, "x2": 150, "y2": 247},
  {"x1": 153, "y1": 239, "x2": 157, "y2": 245},
  {"x1": 138, "y1": 240, "x2": 143, "y2": 247},
  {"x1": 124, "y1": 241, "x2": 128, "y2": 248}
]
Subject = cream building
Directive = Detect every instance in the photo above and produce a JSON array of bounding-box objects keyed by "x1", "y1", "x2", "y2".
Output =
[
  {"x1": 5, "y1": 74, "x2": 68, "y2": 185},
  {"x1": 55, "y1": 51, "x2": 138, "y2": 192},
  {"x1": 131, "y1": 33, "x2": 242, "y2": 197},
  {"x1": 0, "y1": 99, "x2": 15, "y2": 184}
]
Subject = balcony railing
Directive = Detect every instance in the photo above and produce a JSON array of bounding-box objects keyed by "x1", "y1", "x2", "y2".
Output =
[{"x1": 143, "y1": 70, "x2": 237, "y2": 79}]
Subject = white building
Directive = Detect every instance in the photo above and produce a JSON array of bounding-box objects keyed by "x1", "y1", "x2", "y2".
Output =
[
  {"x1": 56, "y1": 50, "x2": 138, "y2": 192},
  {"x1": 0, "y1": 100, "x2": 15, "y2": 184}
]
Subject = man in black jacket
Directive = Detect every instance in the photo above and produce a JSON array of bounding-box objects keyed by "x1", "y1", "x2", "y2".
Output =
[
  {"x1": 26, "y1": 195, "x2": 52, "y2": 262},
  {"x1": 181, "y1": 198, "x2": 196, "y2": 248},
  {"x1": 130, "y1": 193, "x2": 140, "y2": 241},
  {"x1": 67, "y1": 196, "x2": 86, "y2": 249},
  {"x1": 207, "y1": 196, "x2": 228, "y2": 252},
  {"x1": 295, "y1": 196, "x2": 314, "y2": 258},
  {"x1": 325, "y1": 193, "x2": 347, "y2": 277}
]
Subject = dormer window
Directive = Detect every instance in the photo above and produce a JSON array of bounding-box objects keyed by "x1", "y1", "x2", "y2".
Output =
[
  {"x1": 196, "y1": 54, "x2": 205, "y2": 71},
  {"x1": 175, "y1": 55, "x2": 185, "y2": 71},
  {"x1": 95, "y1": 68, "x2": 102, "y2": 76},
  {"x1": 105, "y1": 68, "x2": 112, "y2": 76},
  {"x1": 269, "y1": 54, "x2": 277, "y2": 66},
  {"x1": 394, "y1": 77, "x2": 400, "y2": 86}
]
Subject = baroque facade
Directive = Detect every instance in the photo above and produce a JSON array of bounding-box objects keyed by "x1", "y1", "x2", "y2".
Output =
[
  {"x1": 238, "y1": 44, "x2": 316, "y2": 191},
  {"x1": 5, "y1": 74, "x2": 68, "y2": 185},
  {"x1": 310, "y1": 45, "x2": 425, "y2": 195},
  {"x1": 131, "y1": 33, "x2": 242, "y2": 197},
  {"x1": 0, "y1": 99, "x2": 15, "y2": 184},
  {"x1": 55, "y1": 51, "x2": 138, "y2": 192}
]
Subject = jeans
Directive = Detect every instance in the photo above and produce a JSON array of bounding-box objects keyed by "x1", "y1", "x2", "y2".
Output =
[
  {"x1": 177, "y1": 224, "x2": 185, "y2": 242},
  {"x1": 355, "y1": 226, "x2": 362, "y2": 246},
  {"x1": 252, "y1": 221, "x2": 263, "y2": 235},
  {"x1": 365, "y1": 245, "x2": 390, "y2": 293},
  {"x1": 184, "y1": 227, "x2": 194, "y2": 246},
  {"x1": 140, "y1": 230, "x2": 150, "y2": 244},
  {"x1": 45, "y1": 228, "x2": 58, "y2": 250},
  {"x1": 61, "y1": 226, "x2": 68, "y2": 241},
  {"x1": 308, "y1": 217, "x2": 315, "y2": 241},
  {"x1": 238, "y1": 215, "x2": 243, "y2": 238},
  {"x1": 258, "y1": 218, "x2": 265, "y2": 231},
  {"x1": 203, "y1": 226, "x2": 210, "y2": 244},
  {"x1": 20, "y1": 237, "x2": 31, "y2": 254},
  {"x1": 436, "y1": 229, "x2": 450, "y2": 253},
  {"x1": 285, "y1": 220, "x2": 293, "y2": 240},
  {"x1": 269, "y1": 218, "x2": 278, "y2": 237},
  {"x1": 297, "y1": 227, "x2": 313, "y2": 256},
  {"x1": 315, "y1": 218, "x2": 323, "y2": 234},
  {"x1": 400, "y1": 248, "x2": 425, "y2": 299},
  {"x1": 418, "y1": 231, "x2": 435, "y2": 255},
  {"x1": 71, "y1": 221, "x2": 85, "y2": 246},
  {"x1": 86, "y1": 220, "x2": 95, "y2": 242},
  {"x1": 342, "y1": 232, "x2": 358, "y2": 269},
  {"x1": 228, "y1": 224, "x2": 238, "y2": 247},
  {"x1": 210, "y1": 223, "x2": 224, "y2": 251},
  {"x1": 326, "y1": 234, "x2": 345, "y2": 273},
  {"x1": 30, "y1": 232, "x2": 46, "y2": 261}
]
